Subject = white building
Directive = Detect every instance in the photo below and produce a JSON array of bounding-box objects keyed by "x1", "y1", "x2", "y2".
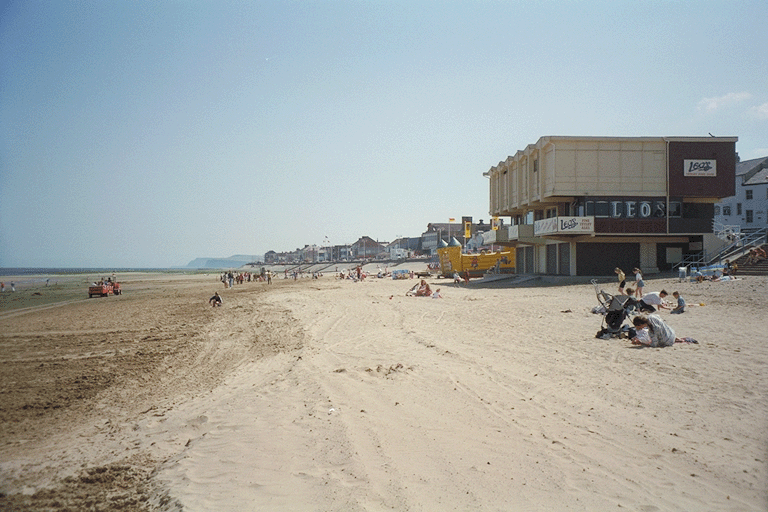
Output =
[{"x1": 714, "y1": 156, "x2": 768, "y2": 232}]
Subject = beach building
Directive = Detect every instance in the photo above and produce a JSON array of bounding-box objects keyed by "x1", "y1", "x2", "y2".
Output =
[
  {"x1": 483, "y1": 135, "x2": 738, "y2": 276},
  {"x1": 714, "y1": 155, "x2": 768, "y2": 234}
]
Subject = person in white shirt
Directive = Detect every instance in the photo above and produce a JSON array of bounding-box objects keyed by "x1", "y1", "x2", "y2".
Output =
[{"x1": 638, "y1": 290, "x2": 669, "y2": 313}]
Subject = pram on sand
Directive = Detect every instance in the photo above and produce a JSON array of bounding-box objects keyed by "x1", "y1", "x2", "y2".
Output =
[{"x1": 592, "y1": 279, "x2": 637, "y2": 339}]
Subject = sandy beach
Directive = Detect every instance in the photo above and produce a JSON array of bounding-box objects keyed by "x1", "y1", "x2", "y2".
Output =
[{"x1": 0, "y1": 270, "x2": 766, "y2": 511}]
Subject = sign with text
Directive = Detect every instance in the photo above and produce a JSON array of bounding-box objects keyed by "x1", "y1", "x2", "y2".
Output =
[
  {"x1": 585, "y1": 199, "x2": 681, "y2": 218},
  {"x1": 684, "y1": 159, "x2": 717, "y2": 177},
  {"x1": 534, "y1": 216, "x2": 595, "y2": 236}
]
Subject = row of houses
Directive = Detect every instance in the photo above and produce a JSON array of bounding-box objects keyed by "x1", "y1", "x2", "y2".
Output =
[{"x1": 262, "y1": 220, "x2": 503, "y2": 265}]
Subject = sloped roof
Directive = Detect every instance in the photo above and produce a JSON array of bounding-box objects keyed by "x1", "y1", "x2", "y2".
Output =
[
  {"x1": 736, "y1": 155, "x2": 768, "y2": 176},
  {"x1": 737, "y1": 155, "x2": 768, "y2": 185}
]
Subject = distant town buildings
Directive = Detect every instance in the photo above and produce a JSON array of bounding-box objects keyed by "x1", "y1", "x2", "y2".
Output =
[{"x1": 261, "y1": 221, "x2": 498, "y2": 264}]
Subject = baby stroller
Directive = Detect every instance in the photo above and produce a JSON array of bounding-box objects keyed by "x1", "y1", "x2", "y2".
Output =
[{"x1": 592, "y1": 279, "x2": 637, "y2": 339}]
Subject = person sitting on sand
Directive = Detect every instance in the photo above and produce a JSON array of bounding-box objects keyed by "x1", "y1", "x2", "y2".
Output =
[
  {"x1": 209, "y1": 291, "x2": 222, "y2": 307},
  {"x1": 637, "y1": 290, "x2": 669, "y2": 313},
  {"x1": 432, "y1": 288, "x2": 442, "y2": 298},
  {"x1": 415, "y1": 279, "x2": 432, "y2": 297},
  {"x1": 670, "y1": 291, "x2": 686, "y2": 314},
  {"x1": 631, "y1": 314, "x2": 698, "y2": 347}
]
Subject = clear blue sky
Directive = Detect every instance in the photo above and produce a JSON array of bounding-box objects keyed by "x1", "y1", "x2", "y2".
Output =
[{"x1": 2, "y1": 1, "x2": 766, "y2": 268}]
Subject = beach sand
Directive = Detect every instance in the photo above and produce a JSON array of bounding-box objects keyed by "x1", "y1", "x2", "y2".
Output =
[{"x1": 0, "y1": 271, "x2": 766, "y2": 511}]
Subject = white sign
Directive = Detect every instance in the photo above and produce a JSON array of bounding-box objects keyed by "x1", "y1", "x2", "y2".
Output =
[
  {"x1": 534, "y1": 216, "x2": 594, "y2": 236},
  {"x1": 684, "y1": 159, "x2": 716, "y2": 177}
]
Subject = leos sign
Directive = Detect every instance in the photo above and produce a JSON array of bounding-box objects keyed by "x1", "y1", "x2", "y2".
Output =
[{"x1": 684, "y1": 159, "x2": 716, "y2": 177}]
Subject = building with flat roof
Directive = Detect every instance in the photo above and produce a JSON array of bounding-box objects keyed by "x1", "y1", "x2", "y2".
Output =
[{"x1": 483, "y1": 135, "x2": 738, "y2": 276}]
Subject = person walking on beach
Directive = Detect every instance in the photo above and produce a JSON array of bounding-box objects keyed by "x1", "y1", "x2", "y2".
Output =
[
  {"x1": 10, "y1": 282, "x2": 15, "y2": 292},
  {"x1": 633, "y1": 268, "x2": 644, "y2": 298},
  {"x1": 1, "y1": 282, "x2": 4, "y2": 292},
  {"x1": 615, "y1": 267, "x2": 626, "y2": 294}
]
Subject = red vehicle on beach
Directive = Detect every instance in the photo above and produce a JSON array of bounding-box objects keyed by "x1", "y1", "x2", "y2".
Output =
[{"x1": 88, "y1": 281, "x2": 121, "y2": 298}]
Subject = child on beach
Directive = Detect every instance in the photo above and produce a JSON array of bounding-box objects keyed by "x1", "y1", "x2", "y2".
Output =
[
  {"x1": 630, "y1": 314, "x2": 697, "y2": 347},
  {"x1": 670, "y1": 291, "x2": 685, "y2": 314},
  {"x1": 633, "y1": 268, "x2": 644, "y2": 298},
  {"x1": 615, "y1": 268, "x2": 626, "y2": 294}
]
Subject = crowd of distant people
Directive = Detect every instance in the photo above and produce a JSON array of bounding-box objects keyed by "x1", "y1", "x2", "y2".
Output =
[{"x1": 220, "y1": 270, "x2": 273, "y2": 288}]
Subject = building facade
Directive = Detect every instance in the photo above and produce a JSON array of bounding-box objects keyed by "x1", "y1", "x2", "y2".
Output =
[
  {"x1": 484, "y1": 136, "x2": 738, "y2": 276},
  {"x1": 714, "y1": 156, "x2": 768, "y2": 233}
]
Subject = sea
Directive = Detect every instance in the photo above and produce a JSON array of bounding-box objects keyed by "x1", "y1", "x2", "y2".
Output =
[
  {"x1": 0, "y1": 268, "x2": 180, "y2": 276},
  {"x1": 0, "y1": 268, "x2": 190, "y2": 289}
]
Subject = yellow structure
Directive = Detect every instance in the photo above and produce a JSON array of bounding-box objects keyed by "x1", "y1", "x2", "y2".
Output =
[{"x1": 437, "y1": 237, "x2": 515, "y2": 278}]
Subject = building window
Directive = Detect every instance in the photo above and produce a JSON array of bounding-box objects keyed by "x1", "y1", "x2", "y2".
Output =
[
  {"x1": 746, "y1": 210, "x2": 753, "y2": 223},
  {"x1": 723, "y1": 205, "x2": 732, "y2": 216},
  {"x1": 585, "y1": 201, "x2": 611, "y2": 217},
  {"x1": 737, "y1": 203, "x2": 742, "y2": 215},
  {"x1": 714, "y1": 205, "x2": 720, "y2": 215},
  {"x1": 746, "y1": 189, "x2": 753, "y2": 200}
]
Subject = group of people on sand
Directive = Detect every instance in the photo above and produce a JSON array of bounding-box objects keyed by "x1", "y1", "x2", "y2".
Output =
[
  {"x1": 406, "y1": 279, "x2": 442, "y2": 298},
  {"x1": 630, "y1": 314, "x2": 697, "y2": 347},
  {"x1": 452, "y1": 271, "x2": 470, "y2": 285},
  {"x1": 221, "y1": 271, "x2": 271, "y2": 288},
  {"x1": 626, "y1": 295, "x2": 696, "y2": 347},
  {"x1": 615, "y1": 267, "x2": 649, "y2": 297},
  {"x1": 613, "y1": 267, "x2": 696, "y2": 347},
  {"x1": 633, "y1": 289, "x2": 685, "y2": 315}
]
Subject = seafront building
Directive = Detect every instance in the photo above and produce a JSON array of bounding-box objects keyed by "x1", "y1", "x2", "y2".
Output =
[
  {"x1": 714, "y1": 155, "x2": 768, "y2": 233},
  {"x1": 483, "y1": 135, "x2": 738, "y2": 276}
]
